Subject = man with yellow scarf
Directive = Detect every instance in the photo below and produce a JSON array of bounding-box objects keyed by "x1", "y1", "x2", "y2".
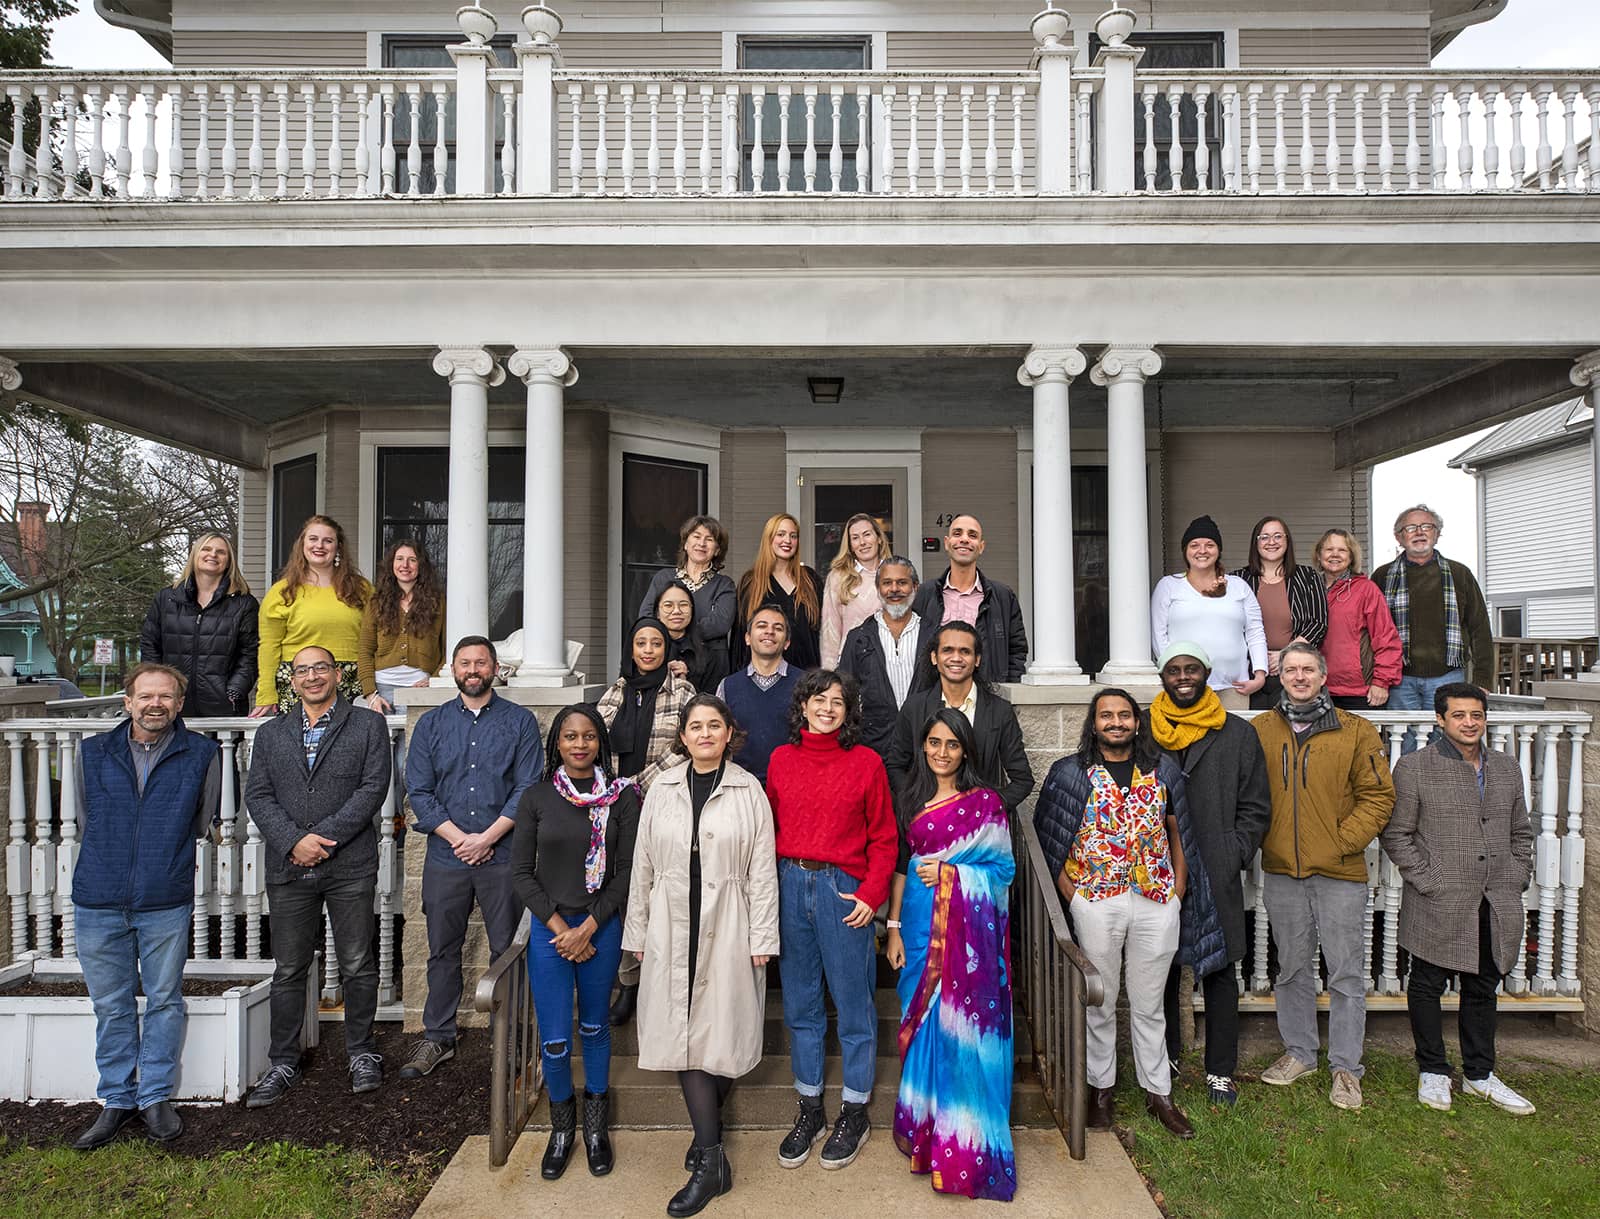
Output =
[{"x1": 1149, "y1": 642, "x2": 1272, "y2": 1107}]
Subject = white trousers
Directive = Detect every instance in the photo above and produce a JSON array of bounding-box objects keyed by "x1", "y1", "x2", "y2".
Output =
[{"x1": 1071, "y1": 888, "x2": 1181, "y2": 1094}]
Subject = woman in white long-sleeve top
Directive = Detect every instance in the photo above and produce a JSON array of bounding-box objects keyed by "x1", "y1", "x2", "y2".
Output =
[
  {"x1": 1151, "y1": 515, "x2": 1267, "y2": 697},
  {"x1": 623, "y1": 693, "x2": 780, "y2": 1218}
]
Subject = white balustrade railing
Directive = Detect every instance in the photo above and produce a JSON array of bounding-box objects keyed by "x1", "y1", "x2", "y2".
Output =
[{"x1": 3, "y1": 714, "x2": 408, "y2": 1008}]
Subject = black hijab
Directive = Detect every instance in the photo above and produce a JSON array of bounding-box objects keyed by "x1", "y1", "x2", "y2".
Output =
[
  {"x1": 612, "y1": 617, "x2": 672, "y2": 775},
  {"x1": 656, "y1": 579, "x2": 709, "y2": 684}
]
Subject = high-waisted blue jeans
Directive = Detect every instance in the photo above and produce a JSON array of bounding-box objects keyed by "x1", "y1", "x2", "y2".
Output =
[{"x1": 526, "y1": 914, "x2": 623, "y2": 1102}]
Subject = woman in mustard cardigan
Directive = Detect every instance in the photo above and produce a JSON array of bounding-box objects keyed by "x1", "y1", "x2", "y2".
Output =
[
  {"x1": 251, "y1": 515, "x2": 372, "y2": 714},
  {"x1": 359, "y1": 538, "x2": 447, "y2": 714}
]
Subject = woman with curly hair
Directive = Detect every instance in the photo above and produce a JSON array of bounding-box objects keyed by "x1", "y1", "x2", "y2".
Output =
[
  {"x1": 820, "y1": 513, "x2": 890, "y2": 669},
  {"x1": 639, "y1": 515, "x2": 738, "y2": 661},
  {"x1": 733, "y1": 513, "x2": 822, "y2": 672},
  {"x1": 358, "y1": 538, "x2": 447, "y2": 715},
  {"x1": 252, "y1": 515, "x2": 371, "y2": 714},
  {"x1": 764, "y1": 669, "x2": 897, "y2": 1173}
]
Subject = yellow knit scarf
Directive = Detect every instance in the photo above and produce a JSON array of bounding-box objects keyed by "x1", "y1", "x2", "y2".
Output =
[{"x1": 1148, "y1": 688, "x2": 1227, "y2": 752}]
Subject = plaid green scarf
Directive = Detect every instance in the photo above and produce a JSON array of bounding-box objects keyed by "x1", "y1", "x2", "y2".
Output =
[{"x1": 1382, "y1": 551, "x2": 1465, "y2": 671}]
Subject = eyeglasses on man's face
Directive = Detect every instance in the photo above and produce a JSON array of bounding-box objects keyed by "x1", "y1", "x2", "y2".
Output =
[
  {"x1": 1398, "y1": 522, "x2": 1439, "y2": 536},
  {"x1": 292, "y1": 662, "x2": 336, "y2": 677}
]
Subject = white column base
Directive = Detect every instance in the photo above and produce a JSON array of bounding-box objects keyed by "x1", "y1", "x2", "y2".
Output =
[
  {"x1": 507, "y1": 667, "x2": 583, "y2": 688},
  {"x1": 1020, "y1": 666, "x2": 1092, "y2": 686},
  {"x1": 427, "y1": 675, "x2": 457, "y2": 688},
  {"x1": 1094, "y1": 663, "x2": 1161, "y2": 687}
]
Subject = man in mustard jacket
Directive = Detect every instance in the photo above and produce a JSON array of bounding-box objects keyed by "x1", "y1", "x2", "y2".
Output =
[{"x1": 1252, "y1": 642, "x2": 1394, "y2": 1113}]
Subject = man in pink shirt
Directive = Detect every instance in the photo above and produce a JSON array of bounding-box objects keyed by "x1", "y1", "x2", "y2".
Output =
[{"x1": 909, "y1": 514, "x2": 1030, "y2": 682}]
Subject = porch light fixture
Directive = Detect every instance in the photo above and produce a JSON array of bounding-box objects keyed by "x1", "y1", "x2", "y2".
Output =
[{"x1": 807, "y1": 376, "x2": 845, "y2": 405}]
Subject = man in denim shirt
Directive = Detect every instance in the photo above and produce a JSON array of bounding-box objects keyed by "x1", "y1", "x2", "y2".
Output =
[{"x1": 399, "y1": 636, "x2": 543, "y2": 1079}]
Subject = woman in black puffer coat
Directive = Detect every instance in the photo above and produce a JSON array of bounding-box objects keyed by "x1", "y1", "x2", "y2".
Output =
[{"x1": 139, "y1": 531, "x2": 260, "y2": 717}]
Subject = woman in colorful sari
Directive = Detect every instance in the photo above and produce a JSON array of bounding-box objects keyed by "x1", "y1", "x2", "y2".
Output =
[{"x1": 883, "y1": 707, "x2": 1016, "y2": 1202}]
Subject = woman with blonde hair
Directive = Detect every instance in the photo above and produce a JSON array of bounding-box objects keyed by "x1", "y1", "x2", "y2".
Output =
[
  {"x1": 358, "y1": 538, "x2": 447, "y2": 714},
  {"x1": 1315, "y1": 528, "x2": 1403, "y2": 710},
  {"x1": 820, "y1": 513, "x2": 890, "y2": 669},
  {"x1": 252, "y1": 515, "x2": 371, "y2": 714},
  {"x1": 733, "y1": 514, "x2": 822, "y2": 671},
  {"x1": 139, "y1": 531, "x2": 260, "y2": 717}
]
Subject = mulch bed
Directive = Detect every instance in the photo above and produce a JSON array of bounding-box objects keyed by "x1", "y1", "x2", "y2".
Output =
[
  {"x1": 2, "y1": 978, "x2": 248, "y2": 999},
  {"x1": 0, "y1": 1023, "x2": 491, "y2": 1166}
]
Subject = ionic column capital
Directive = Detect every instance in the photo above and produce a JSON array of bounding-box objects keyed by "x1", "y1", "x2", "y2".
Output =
[
  {"x1": 1090, "y1": 345, "x2": 1164, "y2": 387},
  {"x1": 1571, "y1": 348, "x2": 1600, "y2": 389},
  {"x1": 1016, "y1": 345, "x2": 1087, "y2": 387},
  {"x1": 508, "y1": 346, "x2": 579, "y2": 387},
  {"x1": 432, "y1": 346, "x2": 506, "y2": 386},
  {"x1": 0, "y1": 357, "x2": 21, "y2": 392}
]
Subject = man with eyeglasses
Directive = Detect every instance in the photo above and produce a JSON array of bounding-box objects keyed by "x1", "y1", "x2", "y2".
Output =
[
  {"x1": 1370, "y1": 506, "x2": 1492, "y2": 748},
  {"x1": 244, "y1": 644, "x2": 393, "y2": 1108}
]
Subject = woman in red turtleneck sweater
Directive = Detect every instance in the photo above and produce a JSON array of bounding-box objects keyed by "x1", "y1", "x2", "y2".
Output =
[{"x1": 763, "y1": 668, "x2": 897, "y2": 1172}]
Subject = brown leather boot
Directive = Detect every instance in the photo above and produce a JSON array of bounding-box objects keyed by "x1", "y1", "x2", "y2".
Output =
[
  {"x1": 1145, "y1": 1091, "x2": 1195, "y2": 1139},
  {"x1": 1087, "y1": 1086, "x2": 1116, "y2": 1130}
]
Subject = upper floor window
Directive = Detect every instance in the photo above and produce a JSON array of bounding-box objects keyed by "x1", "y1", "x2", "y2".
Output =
[
  {"x1": 383, "y1": 35, "x2": 517, "y2": 194},
  {"x1": 1088, "y1": 32, "x2": 1223, "y2": 190},
  {"x1": 738, "y1": 37, "x2": 870, "y2": 191}
]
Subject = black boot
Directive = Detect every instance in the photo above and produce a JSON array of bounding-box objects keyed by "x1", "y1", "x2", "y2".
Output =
[
  {"x1": 541, "y1": 1097, "x2": 577, "y2": 1180},
  {"x1": 609, "y1": 984, "x2": 638, "y2": 1027},
  {"x1": 667, "y1": 1143, "x2": 732, "y2": 1217},
  {"x1": 582, "y1": 1090, "x2": 614, "y2": 1176}
]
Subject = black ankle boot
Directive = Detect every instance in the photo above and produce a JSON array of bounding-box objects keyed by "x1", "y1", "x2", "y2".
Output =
[
  {"x1": 609, "y1": 984, "x2": 638, "y2": 1026},
  {"x1": 667, "y1": 1142, "x2": 732, "y2": 1217},
  {"x1": 582, "y1": 1090, "x2": 614, "y2": 1176},
  {"x1": 541, "y1": 1097, "x2": 577, "y2": 1180}
]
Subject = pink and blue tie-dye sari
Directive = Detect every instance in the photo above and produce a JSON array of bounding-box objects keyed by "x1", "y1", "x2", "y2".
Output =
[{"x1": 893, "y1": 787, "x2": 1017, "y2": 1202}]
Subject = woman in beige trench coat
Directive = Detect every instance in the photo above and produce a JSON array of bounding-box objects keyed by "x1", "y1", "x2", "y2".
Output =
[{"x1": 623, "y1": 692, "x2": 780, "y2": 1218}]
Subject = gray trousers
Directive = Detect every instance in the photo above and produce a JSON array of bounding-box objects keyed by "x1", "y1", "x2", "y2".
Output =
[
  {"x1": 421, "y1": 857, "x2": 522, "y2": 1043},
  {"x1": 1262, "y1": 871, "x2": 1369, "y2": 1077}
]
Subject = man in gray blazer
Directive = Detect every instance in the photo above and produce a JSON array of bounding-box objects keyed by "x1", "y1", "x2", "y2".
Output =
[
  {"x1": 243, "y1": 645, "x2": 393, "y2": 1108},
  {"x1": 1383, "y1": 681, "x2": 1534, "y2": 1116}
]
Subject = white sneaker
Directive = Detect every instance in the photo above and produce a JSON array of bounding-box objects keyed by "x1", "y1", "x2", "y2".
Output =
[
  {"x1": 1462, "y1": 1073, "x2": 1536, "y2": 1116},
  {"x1": 1417, "y1": 1072, "x2": 1453, "y2": 1112}
]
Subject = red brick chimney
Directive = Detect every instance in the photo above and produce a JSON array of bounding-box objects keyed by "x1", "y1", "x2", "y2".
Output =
[{"x1": 13, "y1": 502, "x2": 47, "y2": 579}]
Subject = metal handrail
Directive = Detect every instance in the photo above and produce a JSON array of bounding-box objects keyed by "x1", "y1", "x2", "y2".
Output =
[
  {"x1": 1013, "y1": 812, "x2": 1102, "y2": 1161},
  {"x1": 472, "y1": 911, "x2": 539, "y2": 1169}
]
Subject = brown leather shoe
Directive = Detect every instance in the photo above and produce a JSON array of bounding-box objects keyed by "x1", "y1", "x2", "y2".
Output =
[
  {"x1": 1145, "y1": 1091, "x2": 1195, "y2": 1139},
  {"x1": 1087, "y1": 1086, "x2": 1115, "y2": 1130}
]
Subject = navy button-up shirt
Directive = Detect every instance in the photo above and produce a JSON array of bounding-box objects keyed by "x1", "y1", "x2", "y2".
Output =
[{"x1": 405, "y1": 693, "x2": 543, "y2": 868}]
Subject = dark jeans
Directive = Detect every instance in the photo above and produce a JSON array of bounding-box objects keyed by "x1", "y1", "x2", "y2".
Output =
[
  {"x1": 421, "y1": 858, "x2": 523, "y2": 1043},
  {"x1": 527, "y1": 915, "x2": 623, "y2": 1103},
  {"x1": 1331, "y1": 693, "x2": 1373, "y2": 711},
  {"x1": 1163, "y1": 963, "x2": 1241, "y2": 1078},
  {"x1": 1249, "y1": 676, "x2": 1283, "y2": 711},
  {"x1": 267, "y1": 870, "x2": 379, "y2": 1068},
  {"x1": 1408, "y1": 898, "x2": 1500, "y2": 1080}
]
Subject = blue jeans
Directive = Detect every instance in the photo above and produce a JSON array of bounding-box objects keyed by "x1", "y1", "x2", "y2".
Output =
[
  {"x1": 778, "y1": 861, "x2": 878, "y2": 1104},
  {"x1": 74, "y1": 904, "x2": 192, "y2": 1110},
  {"x1": 1388, "y1": 669, "x2": 1464, "y2": 753},
  {"x1": 527, "y1": 914, "x2": 623, "y2": 1103}
]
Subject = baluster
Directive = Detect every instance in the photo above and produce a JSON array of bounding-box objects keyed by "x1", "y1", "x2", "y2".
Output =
[
  {"x1": 85, "y1": 84, "x2": 106, "y2": 196},
  {"x1": 1361, "y1": 844, "x2": 1379, "y2": 992},
  {"x1": 1404, "y1": 83, "x2": 1423, "y2": 190},
  {"x1": 275, "y1": 84, "x2": 293, "y2": 194},
  {"x1": 775, "y1": 85, "x2": 791, "y2": 193},
  {"x1": 1533, "y1": 83, "x2": 1554, "y2": 190},
  {"x1": 499, "y1": 83, "x2": 516, "y2": 194},
  {"x1": 1429, "y1": 83, "x2": 1450, "y2": 190},
  {"x1": 567, "y1": 84, "x2": 584, "y2": 192},
  {"x1": 930, "y1": 85, "x2": 947, "y2": 193},
  {"x1": 1169, "y1": 84, "x2": 1186, "y2": 191},
  {"x1": 1010, "y1": 84, "x2": 1025, "y2": 192},
  {"x1": 1533, "y1": 725, "x2": 1563, "y2": 992},
  {"x1": 31, "y1": 733, "x2": 54, "y2": 955},
  {"x1": 245, "y1": 84, "x2": 263, "y2": 196},
  {"x1": 957, "y1": 85, "x2": 973, "y2": 194},
  {"x1": 324, "y1": 917, "x2": 341, "y2": 1002},
  {"x1": 1251, "y1": 855, "x2": 1271, "y2": 992},
  {"x1": 1506, "y1": 83, "x2": 1528, "y2": 187},
  {"x1": 595, "y1": 84, "x2": 610, "y2": 193},
  {"x1": 830, "y1": 85, "x2": 845, "y2": 193},
  {"x1": 984, "y1": 85, "x2": 999, "y2": 192},
  {"x1": 1246, "y1": 83, "x2": 1262, "y2": 192},
  {"x1": 1559, "y1": 724, "x2": 1587, "y2": 993},
  {"x1": 1140, "y1": 84, "x2": 1157, "y2": 190},
  {"x1": 219, "y1": 83, "x2": 238, "y2": 197},
  {"x1": 1270, "y1": 83, "x2": 1288, "y2": 192},
  {"x1": 302, "y1": 84, "x2": 320, "y2": 196},
  {"x1": 429, "y1": 82, "x2": 447, "y2": 197},
  {"x1": 59, "y1": 86, "x2": 79, "y2": 199},
  {"x1": 699, "y1": 85, "x2": 713, "y2": 192},
  {"x1": 855, "y1": 83, "x2": 872, "y2": 192},
  {"x1": 110, "y1": 84, "x2": 131, "y2": 197},
  {"x1": 1377, "y1": 82, "x2": 1396, "y2": 191},
  {"x1": 721, "y1": 85, "x2": 738, "y2": 194},
  {"x1": 352, "y1": 85, "x2": 372, "y2": 196},
  {"x1": 879, "y1": 85, "x2": 896, "y2": 192},
  {"x1": 1220, "y1": 85, "x2": 1239, "y2": 192},
  {"x1": 671, "y1": 83, "x2": 686, "y2": 193},
  {"x1": 1485, "y1": 724, "x2": 1528, "y2": 993},
  {"x1": 217, "y1": 732, "x2": 238, "y2": 958},
  {"x1": 137, "y1": 84, "x2": 158, "y2": 197},
  {"x1": 1352, "y1": 83, "x2": 1369, "y2": 191},
  {"x1": 1193, "y1": 86, "x2": 1211, "y2": 190},
  {"x1": 191, "y1": 83, "x2": 213, "y2": 198},
  {"x1": 31, "y1": 84, "x2": 55, "y2": 200},
  {"x1": 376, "y1": 729, "x2": 401, "y2": 1003},
  {"x1": 646, "y1": 83, "x2": 661, "y2": 194},
  {"x1": 402, "y1": 83, "x2": 421, "y2": 196},
  {"x1": 620, "y1": 83, "x2": 635, "y2": 194},
  {"x1": 242, "y1": 744, "x2": 265, "y2": 961},
  {"x1": 1323, "y1": 84, "x2": 1343, "y2": 190},
  {"x1": 802, "y1": 84, "x2": 819, "y2": 193},
  {"x1": 1076, "y1": 81, "x2": 1094, "y2": 193},
  {"x1": 1560, "y1": 83, "x2": 1582, "y2": 189},
  {"x1": 1454, "y1": 81, "x2": 1476, "y2": 190},
  {"x1": 1377, "y1": 848, "x2": 1403, "y2": 994},
  {"x1": 1481, "y1": 83, "x2": 1501, "y2": 189},
  {"x1": 5, "y1": 86, "x2": 24, "y2": 197},
  {"x1": 1587, "y1": 84, "x2": 1600, "y2": 191},
  {"x1": 55, "y1": 732, "x2": 80, "y2": 958},
  {"x1": 905, "y1": 85, "x2": 921, "y2": 194},
  {"x1": 1298, "y1": 83, "x2": 1315, "y2": 191},
  {"x1": 170, "y1": 83, "x2": 189, "y2": 196},
  {"x1": 748, "y1": 84, "x2": 765, "y2": 190},
  {"x1": 6, "y1": 732, "x2": 28, "y2": 959}
]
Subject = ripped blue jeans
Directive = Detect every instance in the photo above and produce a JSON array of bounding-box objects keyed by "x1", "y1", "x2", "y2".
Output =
[{"x1": 526, "y1": 914, "x2": 623, "y2": 1102}]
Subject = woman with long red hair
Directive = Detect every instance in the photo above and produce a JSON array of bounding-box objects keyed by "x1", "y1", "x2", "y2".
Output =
[{"x1": 733, "y1": 514, "x2": 822, "y2": 672}]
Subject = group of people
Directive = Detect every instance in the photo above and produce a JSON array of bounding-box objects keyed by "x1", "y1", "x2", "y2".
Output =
[{"x1": 68, "y1": 498, "x2": 1531, "y2": 1211}]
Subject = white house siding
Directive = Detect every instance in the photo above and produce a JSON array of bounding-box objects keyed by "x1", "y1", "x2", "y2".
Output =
[
  {"x1": 920, "y1": 430, "x2": 1020, "y2": 592},
  {"x1": 1482, "y1": 444, "x2": 1596, "y2": 601},
  {"x1": 170, "y1": 31, "x2": 369, "y2": 70},
  {"x1": 1527, "y1": 595, "x2": 1596, "y2": 638},
  {"x1": 239, "y1": 468, "x2": 268, "y2": 591},
  {"x1": 718, "y1": 430, "x2": 787, "y2": 575},
  {"x1": 565, "y1": 409, "x2": 613, "y2": 682},
  {"x1": 1160, "y1": 430, "x2": 1368, "y2": 575}
]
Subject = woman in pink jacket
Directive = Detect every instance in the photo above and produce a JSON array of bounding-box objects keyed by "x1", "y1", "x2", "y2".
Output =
[{"x1": 1314, "y1": 528, "x2": 1403, "y2": 710}]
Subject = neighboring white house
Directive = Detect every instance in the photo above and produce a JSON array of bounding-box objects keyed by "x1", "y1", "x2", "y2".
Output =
[{"x1": 1451, "y1": 396, "x2": 1598, "y2": 638}]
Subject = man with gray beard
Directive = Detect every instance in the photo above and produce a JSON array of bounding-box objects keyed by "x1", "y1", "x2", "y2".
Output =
[{"x1": 837, "y1": 556, "x2": 934, "y2": 759}]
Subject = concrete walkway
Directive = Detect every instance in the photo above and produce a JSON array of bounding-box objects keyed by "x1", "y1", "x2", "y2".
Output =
[{"x1": 413, "y1": 1128, "x2": 1161, "y2": 1218}]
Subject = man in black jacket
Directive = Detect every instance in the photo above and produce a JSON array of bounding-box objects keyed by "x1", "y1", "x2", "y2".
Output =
[
  {"x1": 243, "y1": 645, "x2": 393, "y2": 1108},
  {"x1": 885, "y1": 621, "x2": 1033, "y2": 812},
  {"x1": 837, "y1": 557, "x2": 934, "y2": 758},
  {"x1": 908, "y1": 514, "x2": 1029, "y2": 683},
  {"x1": 1148, "y1": 642, "x2": 1271, "y2": 1108}
]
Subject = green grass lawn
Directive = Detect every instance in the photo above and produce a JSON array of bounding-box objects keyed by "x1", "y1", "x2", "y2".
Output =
[
  {"x1": 0, "y1": 1139, "x2": 434, "y2": 1219},
  {"x1": 1125, "y1": 1050, "x2": 1600, "y2": 1219}
]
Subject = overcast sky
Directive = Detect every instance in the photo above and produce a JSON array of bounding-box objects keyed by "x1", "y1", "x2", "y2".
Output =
[{"x1": 43, "y1": 1, "x2": 1600, "y2": 572}]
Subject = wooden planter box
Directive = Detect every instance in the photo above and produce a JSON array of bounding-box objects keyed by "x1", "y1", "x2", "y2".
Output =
[{"x1": 0, "y1": 955, "x2": 319, "y2": 1103}]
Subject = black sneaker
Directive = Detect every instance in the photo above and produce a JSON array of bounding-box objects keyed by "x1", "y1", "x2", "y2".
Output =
[
  {"x1": 776, "y1": 1097, "x2": 827, "y2": 1168},
  {"x1": 245, "y1": 1064, "x2": 300, "y2": 1109},
  {"x1": 1207, "y1": 1074, "x2": 1239, "y2": 1107},
  {"x1": 819, "y1": 1102, "x2": 871, "y2": 1170},
  {"x1": 350, "y1": 1052, "x2": 384, "y2": 1095},
  {"x1": 398, "y1": 1038, "x2": 455, "y2": 1080}
]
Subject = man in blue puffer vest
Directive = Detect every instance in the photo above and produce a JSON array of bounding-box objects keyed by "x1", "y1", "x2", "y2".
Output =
[{"x1": 71, "y1": 662, "x2": 220, "y2": 1150}]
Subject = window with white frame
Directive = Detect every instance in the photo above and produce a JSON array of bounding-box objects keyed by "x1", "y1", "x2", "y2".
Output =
[{"x1": 738, "y1": 37, "x2": 871, "y2": 191}]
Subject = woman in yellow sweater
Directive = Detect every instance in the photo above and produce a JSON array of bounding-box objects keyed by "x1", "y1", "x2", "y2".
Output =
[
  {"x1": 251, "y1": 515, "x2": 372, "y2": 714},
  {"x1": 359, "y1": 538, "x2": 447, "y2": 714}
]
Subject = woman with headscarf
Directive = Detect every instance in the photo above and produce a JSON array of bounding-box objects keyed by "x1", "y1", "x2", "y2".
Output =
[{"x1": 655, "y1": 579, "x2": 726, "y2": 695}]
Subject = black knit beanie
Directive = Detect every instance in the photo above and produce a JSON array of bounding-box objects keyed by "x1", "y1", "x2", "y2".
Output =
[{"x1": 1181, "y1": 515, "x2": 1222, "y2": 548}]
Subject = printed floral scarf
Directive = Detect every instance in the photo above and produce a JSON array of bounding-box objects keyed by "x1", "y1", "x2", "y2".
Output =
[{"x1": 554, "y1": 766, "x2": 637, "y2": 893}]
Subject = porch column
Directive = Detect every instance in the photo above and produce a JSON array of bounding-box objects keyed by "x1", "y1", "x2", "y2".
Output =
[
  {"x1": 1091, "y1": 345, "x2": 1163, "y2": 684},
  {"x1": 508, "y1": 347, "x2": 580, "y2": 685},
  {"x1": 1574, "y1": 349, "x2": 1600, "y2": 679},
  {"x1": 1019, "y1": 346, "x2": 1089, "y2": 684},
  {"x1": 432, "y1": 347, "x2": 504, "y2": 660}
]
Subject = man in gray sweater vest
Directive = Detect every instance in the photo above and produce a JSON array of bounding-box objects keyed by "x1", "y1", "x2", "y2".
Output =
[{"x1": 243, "y1": 645, "x2": 393, "y2": 1108}]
